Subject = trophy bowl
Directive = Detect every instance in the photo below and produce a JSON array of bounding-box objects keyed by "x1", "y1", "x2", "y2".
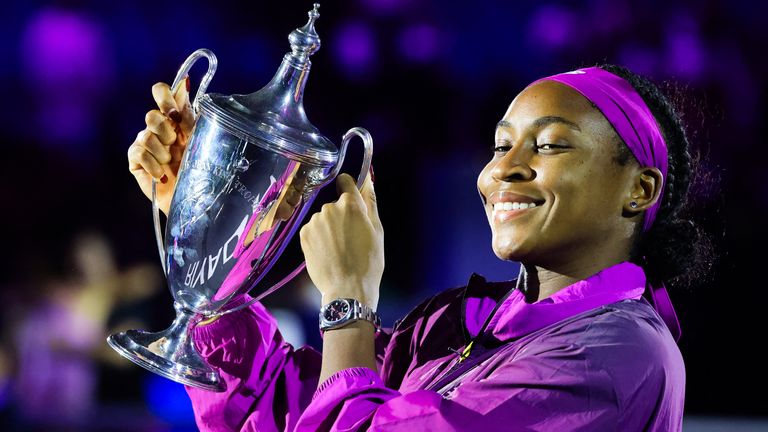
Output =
[{"x1": 107, "y1": 4, "x2": 373, "y2": 392}]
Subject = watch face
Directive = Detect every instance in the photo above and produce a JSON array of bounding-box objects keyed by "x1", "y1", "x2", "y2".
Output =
[{"x1": 323, "y1": 299, "x2": 350, "y2": 322}]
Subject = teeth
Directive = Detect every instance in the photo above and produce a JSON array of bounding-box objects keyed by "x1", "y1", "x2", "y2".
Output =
[{"x1": 493, "y1": 202, "x2": 538, "y2": 211}]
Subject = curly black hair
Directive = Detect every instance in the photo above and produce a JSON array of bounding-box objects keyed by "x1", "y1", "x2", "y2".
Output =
[{"x1": 598, "y1": 64, "x2": 716, "y2": 290}]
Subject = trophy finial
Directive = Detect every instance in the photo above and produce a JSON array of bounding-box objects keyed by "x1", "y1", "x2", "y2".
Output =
[
  {"x1": 288, "y1": 3, "x2": 322, "y2": 63},
  {"x1": 309, "y1": 3, "x2": 320, "y2": 25}
]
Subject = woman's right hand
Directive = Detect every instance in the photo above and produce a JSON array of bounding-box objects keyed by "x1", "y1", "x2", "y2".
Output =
[{"x1": 128, "y1": 78, "x2": 195, "y2": 215}]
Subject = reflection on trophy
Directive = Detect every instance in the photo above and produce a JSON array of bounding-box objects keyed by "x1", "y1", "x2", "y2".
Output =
[{"x1": 107, "y1": 4, "x2": 373, "y2": 392}]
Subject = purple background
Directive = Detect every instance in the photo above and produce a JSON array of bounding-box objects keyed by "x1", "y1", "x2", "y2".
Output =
[{"x1": 0, "y1": 0, "x2": 764, "y2": 429}]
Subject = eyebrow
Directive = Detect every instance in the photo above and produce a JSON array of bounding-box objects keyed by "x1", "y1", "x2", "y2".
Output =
[{"x1": 496, "y1": 116, "x2": 581, "y2": 132}]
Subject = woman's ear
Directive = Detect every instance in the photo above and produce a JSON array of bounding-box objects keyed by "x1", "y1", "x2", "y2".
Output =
[{"x1": 624, "y1": 166, "x2": 664, "y2": 213}]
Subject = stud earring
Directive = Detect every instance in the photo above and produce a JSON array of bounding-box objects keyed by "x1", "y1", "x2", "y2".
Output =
[{"x1": 630, "y1": 201, "x2": 638, "y2": 209}]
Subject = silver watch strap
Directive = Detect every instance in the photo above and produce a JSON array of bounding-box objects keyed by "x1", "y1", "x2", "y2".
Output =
[
  {"x1": 356, "y1": 301, "x2": 382, "y2": 330},
  {"x1": 319, "y1": 298, "x2": 382, "y2": 333}
]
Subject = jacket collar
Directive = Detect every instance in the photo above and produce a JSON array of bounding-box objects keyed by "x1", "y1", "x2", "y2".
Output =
[{"x1": 470, "y1": 261, "x2": 647, "y2": 344}]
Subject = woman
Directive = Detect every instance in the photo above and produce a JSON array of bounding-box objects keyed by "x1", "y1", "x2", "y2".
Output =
[{"x1": 127, "y1": 64, "x2": 711, "y2": 431}]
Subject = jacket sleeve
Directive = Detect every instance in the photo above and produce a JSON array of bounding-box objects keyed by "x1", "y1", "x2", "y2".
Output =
[
  {"x1": 294, "y1": 341, "x2": 626, "y2": 432},
  {"x1": 185, "y1": 295, "x2": 392, "y2": 432}
]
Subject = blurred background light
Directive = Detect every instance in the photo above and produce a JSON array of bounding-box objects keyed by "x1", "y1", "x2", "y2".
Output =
[
  {"x1": 398, "y1": 23, "x2": 442, "y2": 63},
  {"x1": 333, "y1": 21, "x2": 377, "y2": 79},
  {"x1": 362, "y1": 0, "x2": 413, "y2": 15},
  {"x1": 143, "y1": 374, "x2": 196, "y2": 428},
  {"x1": 20, "y1": 7, "x2": 115, "y2": 152},
  {"x1": 526, "y1": 4, "x2": 579, "y2": 50}
]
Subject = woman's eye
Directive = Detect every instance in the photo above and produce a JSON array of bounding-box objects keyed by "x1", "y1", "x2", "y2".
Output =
[
  {"x1": 537, "y1": 144, "x2": 564, "y2": 151},
  {"x1": 492, "y1": 142, "x2": 511, "y2": 153}
]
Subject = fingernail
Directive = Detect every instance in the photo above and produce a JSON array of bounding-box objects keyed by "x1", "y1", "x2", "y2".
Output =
[
  {"x1": 369, "y1": 164, "x2": 375, "y2": 183},
  {"x1": 160, "y1": 175, "x2": 168, "y2": 184},
  {"x1": 185, "y1": 76, "x2": 191, "y2": 92},
  {"x1": 168, "y1": 109, "x2": 182, "y2": 123}
]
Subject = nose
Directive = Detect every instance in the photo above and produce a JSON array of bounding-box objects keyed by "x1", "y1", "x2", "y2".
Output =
[{"x1": 491, "y1": 144, "x2": 534, "y2": 183}]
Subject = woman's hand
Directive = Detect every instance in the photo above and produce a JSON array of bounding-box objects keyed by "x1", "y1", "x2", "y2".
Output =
[
  {"x1": 127, "y1": 78, "x2": 195, "y2": 215},
  {"x1": 299, "y1": 172, "x2": 383, "y2": 310}
]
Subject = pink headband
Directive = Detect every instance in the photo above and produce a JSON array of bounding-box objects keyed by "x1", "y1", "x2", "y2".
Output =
[
  {"x1": 530, "y1": 67, "x2": 681, "y2": 342},
  {"x1": 532, "y1": 67, "x2": 668, "y2": 233}
]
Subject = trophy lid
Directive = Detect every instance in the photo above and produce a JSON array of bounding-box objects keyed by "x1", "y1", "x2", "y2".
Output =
[{"x1": 199, "y1": 4, "x2": 338, "y2": 166}]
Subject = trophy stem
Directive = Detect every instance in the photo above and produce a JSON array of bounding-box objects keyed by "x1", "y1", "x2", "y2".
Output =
[{"x1": 107, "y1": 302, "x2": 225, "y2": 392}]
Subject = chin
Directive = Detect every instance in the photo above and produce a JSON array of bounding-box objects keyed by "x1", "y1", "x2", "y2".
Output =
[{"x1": 491, "y1": 235, "x2": 530, "y2": 262}]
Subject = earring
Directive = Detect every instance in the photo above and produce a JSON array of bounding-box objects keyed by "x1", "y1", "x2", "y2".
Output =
[{"x1": 630, "y1": 201, "x2": 638, "y2": 209}]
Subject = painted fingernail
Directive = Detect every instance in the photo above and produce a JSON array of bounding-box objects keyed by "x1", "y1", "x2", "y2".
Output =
[
  {"x1": 185, "y1": 76, "x2": 191, "y2": 92},
  {"x1": 369, "y1": 164, "x2": 375, "y2": 183},
  {"x1": 168, "y1": 109, "x2": 182, "y2": 123},
  {"x1": 160, "y1": 175, "x2": 168, "y2": 184}
]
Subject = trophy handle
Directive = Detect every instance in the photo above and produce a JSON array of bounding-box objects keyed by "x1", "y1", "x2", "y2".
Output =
[
  {"x1": 170, "y1": 48, "x2": 218, "y2": 113},
  {"x1": 151, "y1": 49, "x2": 218, "y2": 274},
  {"x1": 216, "y1": 127, "x2": 374, "y2": 317},
  {"x1": 326, "y1": 127, "x2": 374, "y2": 189}
]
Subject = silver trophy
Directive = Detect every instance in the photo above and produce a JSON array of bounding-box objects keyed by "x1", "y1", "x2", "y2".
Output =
[{"x1": 107, "y1": 4, "x2": 372, "y2": 392}]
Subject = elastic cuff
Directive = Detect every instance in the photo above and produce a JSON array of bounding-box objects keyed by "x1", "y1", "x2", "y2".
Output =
[
  {"x1": 313, "y1": 367, "x2": 381, "y2": 401},
  {"x1": 192, "y1": 294, "x2": 254, "y2": 342}
]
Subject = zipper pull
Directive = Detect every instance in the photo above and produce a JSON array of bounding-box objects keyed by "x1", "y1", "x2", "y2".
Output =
[{"x1": 458, "y1": 340, "x2": 474, "y2": 363}]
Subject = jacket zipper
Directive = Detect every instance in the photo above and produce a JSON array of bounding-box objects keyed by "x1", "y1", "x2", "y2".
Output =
[
  {"x1": 426, "y1": 283, "x2": 518, "y2": 392},
  {"x1": 435, "y1": 343, "x2": 514, "y2": 395}
]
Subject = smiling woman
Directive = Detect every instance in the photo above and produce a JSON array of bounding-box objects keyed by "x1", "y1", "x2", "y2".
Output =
[
  {"x1": 478, "y1": 77, "x2": 642, "y2": 281},
  {"x1": 128, "y1": 64, "x2": 712, "y2": 431},
  {"x1": 476, "y1": 65, "x2": 711, "y2": 311}
]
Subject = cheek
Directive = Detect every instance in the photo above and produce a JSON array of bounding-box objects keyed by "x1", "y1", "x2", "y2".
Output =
[
  {"x1": 535, "y1": 160, "x2": 593, "y2": 219},
  {"x1": 477, "y1": 162, "x2": 495, "y2": 201},
  {"x1": 547, "y1": 161, "x2": 621, "y2": 221}
]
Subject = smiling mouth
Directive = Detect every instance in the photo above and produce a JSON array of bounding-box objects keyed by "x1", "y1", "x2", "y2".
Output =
[{"x1": 491, "y1": 200, "x2": 544, "y2": 222}]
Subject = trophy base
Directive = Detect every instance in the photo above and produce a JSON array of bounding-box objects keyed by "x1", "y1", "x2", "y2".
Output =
[{"x1": 107, "y1": 319, "x2": 225, "y2": 392}]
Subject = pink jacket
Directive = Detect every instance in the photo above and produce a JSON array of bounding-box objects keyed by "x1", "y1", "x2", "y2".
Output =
[{"x1": 186, "y1": 261, "x2": 685, "y2": 431}]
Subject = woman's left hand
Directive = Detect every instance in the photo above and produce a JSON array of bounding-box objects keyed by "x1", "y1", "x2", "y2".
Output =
[{"x1": 299, "y1": 172, "x2": 383, "y2": 310}]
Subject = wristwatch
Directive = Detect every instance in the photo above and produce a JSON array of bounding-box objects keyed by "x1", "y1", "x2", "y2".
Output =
[{"x1": 319, "y1": 298, "x2": 381, "y2": 334}]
